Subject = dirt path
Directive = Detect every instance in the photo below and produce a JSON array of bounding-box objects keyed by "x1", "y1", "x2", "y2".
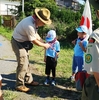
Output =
[
  {"x1": 0, "y1": 35, "x2": 16, "y2": 74},
  {"x1": 0, "y1": 35, "x2": 41, "y2": 100}
]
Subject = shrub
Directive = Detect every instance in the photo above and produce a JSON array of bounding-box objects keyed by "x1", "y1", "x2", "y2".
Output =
[{"x1": 13, "y1": 0, "x2": 99, "y2": 42}]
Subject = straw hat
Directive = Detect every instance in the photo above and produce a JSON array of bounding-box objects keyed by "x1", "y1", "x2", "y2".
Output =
[
  {"x1": 89, "y1": 0, "x2": 99, "y2": 10},
  {"x1": 35, "y1": 8, "x2": 52, "y2": 25}
]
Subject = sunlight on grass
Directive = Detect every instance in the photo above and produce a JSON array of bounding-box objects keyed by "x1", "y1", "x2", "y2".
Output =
[
  {"x1": 3, "y1": 90, "x2": 18, "y2": 100},
  {"x1": 30, "y1": 44, "x2": 74, "y2": 78},
  {"x1": 57, "y1": 48, "x2": 73, "y2": 78},
  {"x1": 0, "y1": 26, "x2": 13, "y2": 40}
]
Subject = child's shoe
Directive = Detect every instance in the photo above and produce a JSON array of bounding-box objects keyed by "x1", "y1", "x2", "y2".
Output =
[
  {"x1": 71, "y1": 75, "x2": 75, "y2": 81},
  {"x1": 51, "y1": 80, "x2": 56, "y2": 86},
  {"x1": 44, "y1": 78, "x2": 50, "y2": 85}
]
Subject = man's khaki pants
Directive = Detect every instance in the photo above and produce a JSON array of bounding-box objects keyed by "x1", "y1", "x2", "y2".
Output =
[{"x1": 11, "y1": 38, "x2": 33, "y2": 87}]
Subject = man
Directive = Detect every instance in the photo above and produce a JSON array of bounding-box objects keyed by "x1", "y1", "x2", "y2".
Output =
[
  {"x1": 88, "y1": 0, "x2": 99, "y2": 88},
  {"x1": 11, "y1": 8, "x2": 52, "y2": 92}
]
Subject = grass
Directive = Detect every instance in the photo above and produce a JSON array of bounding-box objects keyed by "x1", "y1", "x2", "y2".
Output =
[
  {"x1": 0, "y1": 26, "x2": 81, "y2": 100},
  {"x1": 3, "y1": 90, "x2": 18, "y2": 100},
  {"x1": 29, "y1": 45, "x2": 74, "y2": 78},
  {"x1": 0, "y1": 26, "x2": 74, "y2": 78},
  {"x1": 0, "y1": 26, "x2": 13, "y2": 40}
]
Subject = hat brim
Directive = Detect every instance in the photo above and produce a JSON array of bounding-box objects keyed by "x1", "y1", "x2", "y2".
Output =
[
  {"x1": 46, "y1": 37, "x2": 54, "y2": 42},
  {"x1": 35, "y1": 8, "x2": 52, "y2": 25},
  {"x1": 89, "y1": 0, "x2": 99, "y2": 10},
  {"x1": 76, "y1": 27, "x2": 83, "y2": 33}
]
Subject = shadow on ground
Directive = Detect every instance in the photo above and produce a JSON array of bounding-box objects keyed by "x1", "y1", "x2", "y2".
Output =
[
  {"x1": 2, "y1": 73, "x2": 16, "y2": 90},
  {"x1": 2, "y1": 73, "x2": 81, "y2": 100}
]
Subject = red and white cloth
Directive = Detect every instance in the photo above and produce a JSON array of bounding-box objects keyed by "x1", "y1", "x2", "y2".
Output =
[{"x1": 80, "y1": 0, "x2": 92, "y2": 38}]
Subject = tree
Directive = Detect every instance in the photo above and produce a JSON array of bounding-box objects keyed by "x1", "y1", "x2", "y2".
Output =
[{"x1": 13, "y1": 0, "x2": 99, "y2": 41}]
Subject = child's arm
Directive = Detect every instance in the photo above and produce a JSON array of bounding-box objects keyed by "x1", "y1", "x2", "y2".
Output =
[
  {"x1": 55, "y1": 41, "x2": 60, "y2": 60},
  {"x1": 56, "y1": 51, "x2": 59, "y2": 57},
  {"x1": 78, "y1": 42, "x2": 87, "y2": 52},
  {"x1": 55, "y1": 51, "x2": 60, "y2": 61},
  {"x1": 72, "y1": 39, "x2": 77, "y2": 45}
]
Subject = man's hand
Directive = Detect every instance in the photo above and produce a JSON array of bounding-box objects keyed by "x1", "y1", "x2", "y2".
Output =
[
  {"x1": 44, "y1": 43, "x2": 50, "y2": 49},
  {"x1": 32, "y1": 39, "x2": 50, "y2": 49}
]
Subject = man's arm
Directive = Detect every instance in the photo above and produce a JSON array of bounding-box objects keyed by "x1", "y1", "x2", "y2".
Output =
[
  {"x1": 32, "y1": 39, "x2": 50, "y2": 49},
  {"x1": 35, "y1": 33, "x2": 44, "y2": 42}
]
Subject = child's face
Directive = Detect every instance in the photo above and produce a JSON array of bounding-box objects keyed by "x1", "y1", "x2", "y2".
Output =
[
  {"x1": 77, "y1": 32, "x2": 86, "y2": 38},
  {"x1": 88, "y1": 38, "x2": 95, "y2": 43}
]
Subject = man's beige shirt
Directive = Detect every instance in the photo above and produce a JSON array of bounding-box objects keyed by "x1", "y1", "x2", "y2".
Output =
[{"x1": 13, "y1": 16, "x2": 38, "y2": 42}]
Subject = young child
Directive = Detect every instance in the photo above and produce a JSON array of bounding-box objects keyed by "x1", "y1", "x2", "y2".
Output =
[
  {"x1": 44, "y1": 30, "x2": 60, "y2": 86},
  {"x1": 71, "y1": 25, "x2": 88, "y2": 81}
]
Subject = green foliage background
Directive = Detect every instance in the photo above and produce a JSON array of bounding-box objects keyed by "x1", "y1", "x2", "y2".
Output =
[{"x1": 15, "y1": 0, "x2": 99, "y2": 42}]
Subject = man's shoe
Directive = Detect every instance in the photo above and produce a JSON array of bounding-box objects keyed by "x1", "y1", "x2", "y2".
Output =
[
  {"x1": 16, "y1": 86, "x2": 30, "y2": 92},
  {"x1": 26, "y1": 81, "x2": 39, "y2": 86}
]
